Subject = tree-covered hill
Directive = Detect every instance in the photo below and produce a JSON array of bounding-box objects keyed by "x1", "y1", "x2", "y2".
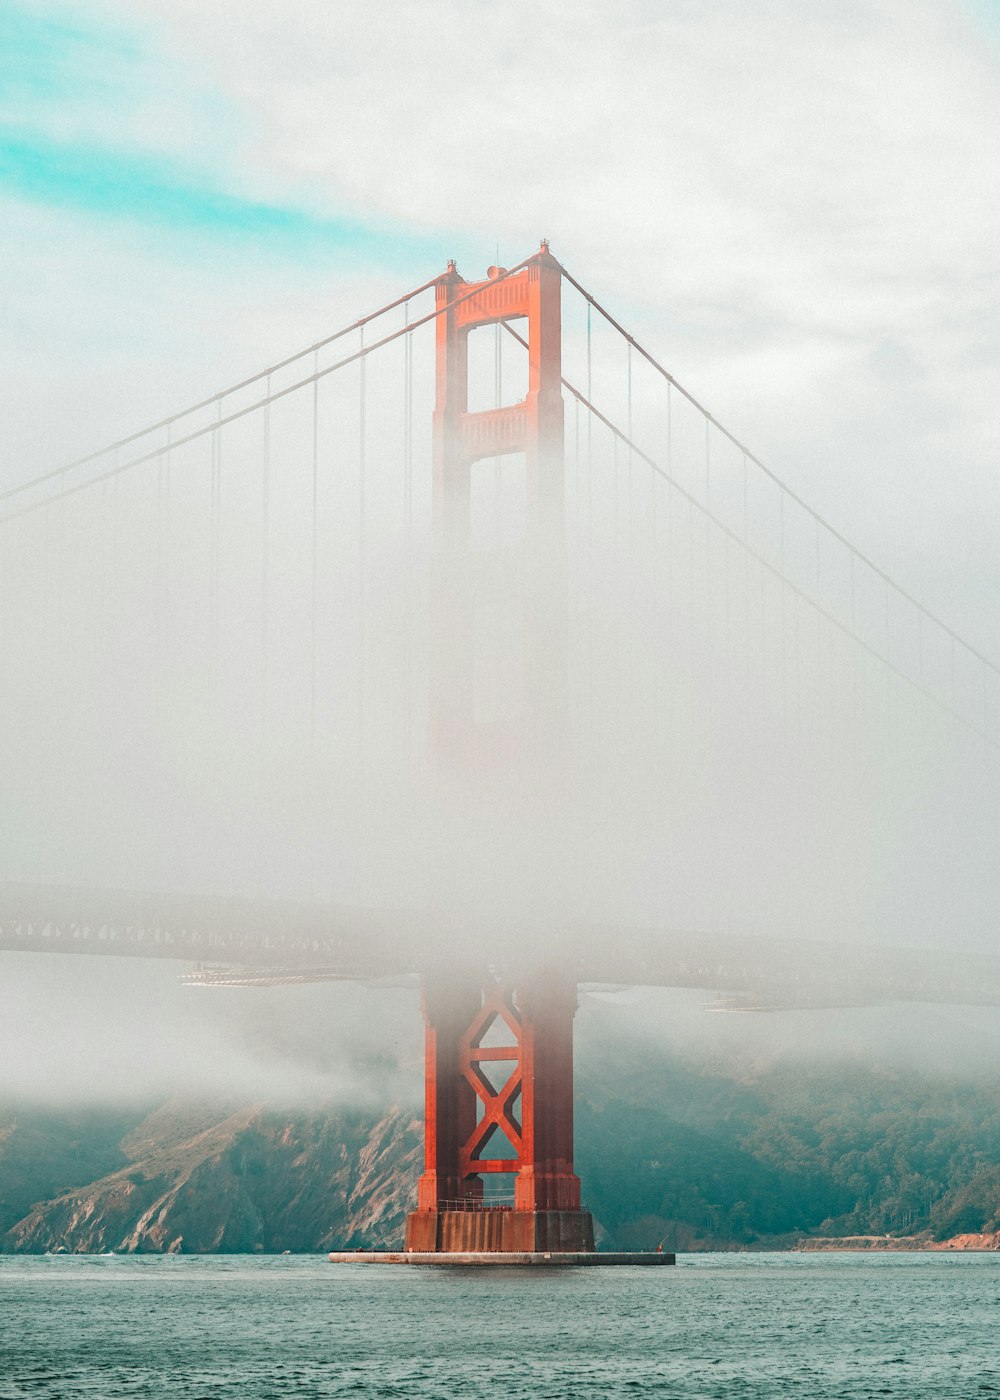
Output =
[{"x1": 6, "y1": 1031, "x2": 1000, "y2": 1251}]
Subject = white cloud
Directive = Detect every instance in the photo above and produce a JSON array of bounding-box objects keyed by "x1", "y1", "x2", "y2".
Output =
[
  {"x1": 5, "y1": 0, "x2": 1000, "y2": 1105},
  {"x1": 8, "y1": 0, "x2": 995, "y2": 651}
]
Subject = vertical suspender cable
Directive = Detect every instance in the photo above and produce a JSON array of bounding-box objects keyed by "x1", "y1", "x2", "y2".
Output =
[
  {"x1": 311, "y1": 350, "x2": 319, "y2": 750},
  {"x1": 849, "y1": 548, "x2": 861, "y2": 713},
  {"x1": 723, "y1": 528, "x2": 731, "y2": 682},
  {"x1": 573, "y1": 389, "x2": 581, "y2": 731},
  {"x1": 778, "y1": 490, "x2": 786, "y2": 722},
  {"x1": 703, "y1": 417, "x2": 712, "y2": 660},
  {"x1": 358, "y1": 326, "x2": 366, "y2": 758},
  {"x1": 743, "y1": 451, "x2": 750, "y2": 685},
  {"x1": 814, "y1": 520, "x2": 822, "y2": 728},
  {"x1": 585, "y1": 299, "x2": 593, "y2": 739},
  {"x1": 612, "y1": 435, "x2": 620, "y2": 553},
  {"x1": 158, "y1": 426, "x2": 172, "y2": 723},
  {"x1": 210, "y1": 400, "x2": 221, "y2": 682},
  {"x1": 156, "y1": 453, "x2": 164, "y2": 639},
  {"x1": 884, "y1": 577, "x2": 891, "y2": 665},
  {"x1": 106, "y1": 454, "x2": 119, "y2": 671},
  {"x1": 586, "y1": 301, "x2": 593, "y2": 527},
  {"x1": 666, "y1": 380, "x2": 673, "y2": 605},
  {"x1": 404, "y1": 302, "x2": 413, "y2": 533},
  {"x1": 797, "y1": 591, "x2": 804, "y2": 733},
  {"x1": 624, "y1": 340, "x2": 633, "y2": 709},
  {"x1": 759, "y1": 556, "x2": 766, "y2": 701},
  {"x1": 778, "y1": 486, "x2": 785, "y2": 572},
  {"x1": 160, "y1": 423, "x2": 172, "y2": 651},
  {"x1": 494, "y1": 319, "x2": 502, "y2": 529},
  {"x1": 742, "y1": 451, "x2": 748, "y2": 543},
  {"x1": 403, "y1": 307, "x2": 413, "y2": 762},
  {"x1": 917, "y1": 608, "x2": 925, "y2": 698},
  {"x1": 666, "y1": 381, "x2": 673, "y2": 477},
  {"x1": 111, "y1": 449, "x2": 120, "y2": 587},
  {"x1": 574, "y1": 394, "x2": 581, "y2": 527},
  {"x1": 705, "y1": 418, "x2": 710, "y2": 508},
  {"x1": 626, "y1": 341, "x2": 633, "y2": 547},
  {"x1": 53, "y1": 470, "x2": 66, "y2": 649},
  {"x1": 666, "y1": 468, "x2": 674, "y2": 596},
  {"x1": 261, "y1": 376, "x2": 271, "y2": 737}
]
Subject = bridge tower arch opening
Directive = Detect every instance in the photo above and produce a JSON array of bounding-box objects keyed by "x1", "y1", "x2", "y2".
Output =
[{"x1": 428, "y1": 242, "x2": 567, "y2": 772}]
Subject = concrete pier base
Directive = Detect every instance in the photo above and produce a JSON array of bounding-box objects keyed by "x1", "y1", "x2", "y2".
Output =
[
  {"x1": 405, "y1": 1206, "x2": 595, "y2": 1253},
  {"x1": 328, "y1": 1250, "x2": 675, "y2": 1266}
]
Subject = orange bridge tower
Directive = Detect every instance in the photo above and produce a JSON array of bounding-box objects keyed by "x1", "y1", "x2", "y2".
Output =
[{"x1": 405, "y1": 244, "x2": 595, "y2": 1254}]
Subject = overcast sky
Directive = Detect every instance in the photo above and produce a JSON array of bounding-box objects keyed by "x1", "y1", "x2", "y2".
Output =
[
  {"x1": 2, "y1": 1, "x2": 1000, "y2": 1098},
  {"x1": 2, "y1": 0, "x2": 999, "y2": 650}
]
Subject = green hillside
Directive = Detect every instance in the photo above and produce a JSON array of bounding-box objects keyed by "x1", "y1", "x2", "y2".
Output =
[{"x1": 5, "y1": 1036, "x2": 1000, "y2": 1252}]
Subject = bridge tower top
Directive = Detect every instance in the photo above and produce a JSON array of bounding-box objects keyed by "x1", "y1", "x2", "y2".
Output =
[
  {"x1": 430, "y1": 243, "x2": 566, "y2": 769},
  {"x1": 413, "y1": 246, "x2": 591, "y2": 1254},
  {"x1": 432, "y1": 240, "x2": 564, "y2": 532}
]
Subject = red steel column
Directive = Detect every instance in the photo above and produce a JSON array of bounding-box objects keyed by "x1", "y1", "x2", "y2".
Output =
[
  {"x1": 429, "y1": 259, "x2": 472, "y2": 765},
  {"x1": 514, "y1": 977, "x2": 582, "y2": 1212},
  {"x1": 406, "y1": 969, "x2": 592, "y2": 1251},
  {"x1": 523, "y1": 246, "x2": 566, "y2": 752},
  {"x1": 523, "y1": 244, "x2": 564, "y2": 530},
  {"x1": 415, "y1": 975, "x2": 483, "y2": 1210}
]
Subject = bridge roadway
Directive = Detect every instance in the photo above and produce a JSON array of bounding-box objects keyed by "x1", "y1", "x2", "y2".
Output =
[{"x1": 2, "y1": 882, "x2": 999, "y2": 1011}]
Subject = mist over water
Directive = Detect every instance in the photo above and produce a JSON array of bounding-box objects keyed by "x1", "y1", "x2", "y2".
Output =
[
  {"x1": 4, "y1": 24, "x2": 1000, "y2": 1400},
  {"x1": 2, "y1": 269, "x2": 999, "y2": 1103}
]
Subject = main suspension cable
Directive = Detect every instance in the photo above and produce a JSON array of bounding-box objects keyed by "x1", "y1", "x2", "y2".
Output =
[
  {"x1": 499, "y1": 317, "x2": 996, "y2": 748},
  {"x1": 559, "y1": 264, "x2": 999, "y2": 679},
  {"x1": 1, "y1": 253, "x2": 542, "y2": 527},
  {"x1": 0, "y1": 275, "x2": 444, "y2": 507}
]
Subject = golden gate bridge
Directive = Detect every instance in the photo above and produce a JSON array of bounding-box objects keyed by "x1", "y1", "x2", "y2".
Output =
[{"x1": 2, "y1": 242, "x2": 998, "y2": 1256}]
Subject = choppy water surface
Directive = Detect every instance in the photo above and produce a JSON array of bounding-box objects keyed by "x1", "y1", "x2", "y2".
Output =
[{"x1": 1, "y1": 1252, "x2": 998, "y2": 1399}]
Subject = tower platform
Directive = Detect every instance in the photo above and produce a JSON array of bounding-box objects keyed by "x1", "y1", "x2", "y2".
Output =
[
  {"x1": 328, "y1": 1250, "x2": 675, "y2": 1266},
  {"x1": 405, "y1": 1205, "x2": 594, "y2": 1253}
]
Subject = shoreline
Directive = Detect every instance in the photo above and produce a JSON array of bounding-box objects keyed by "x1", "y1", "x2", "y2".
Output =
[
  {"x1": 2, "y1": 1241, "x2": 999, "y2": 1257},
  {"x1": 796, "y1": 1232, "x2": 1000, "y2": 1253}
]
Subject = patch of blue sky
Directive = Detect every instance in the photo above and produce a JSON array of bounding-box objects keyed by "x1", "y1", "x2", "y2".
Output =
[
  {"x1": 0, "y1": 132, "x2": 396, "y2": 255},
  {"x1": 962, "y1": 0, "x2": 1000, "y2": 46},
  {"x1": 0, "y1": 3, "x2": 151, "y2": 111},
  {"x1": 0, "y1": 2, "x2": 436, "y2": 271}
]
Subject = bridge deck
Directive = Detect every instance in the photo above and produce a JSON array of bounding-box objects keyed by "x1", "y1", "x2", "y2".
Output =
[
  {"x1": 327, "y1": 1251, "x2": 676, "y2": 1266},
  {"x1": 3, "y1": 883, "x2": 1000, "y2": 1009}
]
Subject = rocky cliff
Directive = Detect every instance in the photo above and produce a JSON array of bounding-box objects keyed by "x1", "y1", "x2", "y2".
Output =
[
  {"x1": 3, "y1": 1099, "x2": 421, "y2": 1253},
  {"x1": 8, "y1": 1035, "x2": 1000, "y2": 1253},
  {"x1": 799, "y1": 1233, "x2": 1000, "y2": 1251}
]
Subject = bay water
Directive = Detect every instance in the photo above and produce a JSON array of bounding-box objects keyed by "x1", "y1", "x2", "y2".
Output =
[{"x1": 1, "y1": 1252, "x2": 998, "y2": 1398}]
